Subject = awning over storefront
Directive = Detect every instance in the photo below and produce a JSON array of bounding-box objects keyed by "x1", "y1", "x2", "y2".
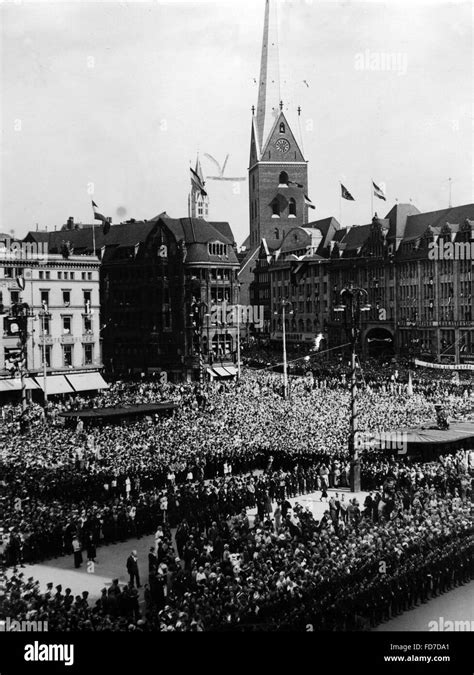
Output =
[
  {"x1": 66, "y1": 372, "x2": 109, "y2": 392},
  {"x1": 36, "y1": 375, "x2": 75, "y2": 395},
  {"x1": 0, "y1": 378, "x2": 40, "y2": 392},
  {"x1": 223, "y1": 365, "x2": 238, "y2": 376},
  {"x1": 211, "y1": 366, "x2": 236, "y2": 378}
]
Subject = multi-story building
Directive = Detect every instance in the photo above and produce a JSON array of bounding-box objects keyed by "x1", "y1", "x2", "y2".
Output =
[
  {"x1": 0, "y1": 229, "x2": 105, "y2": 398},
  {"x1": 262, "y1": 203, "x2": 474, "y2": 363},
  {"x1": 26, "y1": 214, "x2": 241, "y2": 381},
  {"x1": 250, "y1": 217, "x2": 340, "y2": 342},
  {"x1": 100, "y1": 214, "x2": 241, "y2": 380}
]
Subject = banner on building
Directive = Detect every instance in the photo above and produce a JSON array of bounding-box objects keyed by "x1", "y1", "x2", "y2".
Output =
[{"x1": 414, "y1": 359, "x2": 474, "y2": 371}]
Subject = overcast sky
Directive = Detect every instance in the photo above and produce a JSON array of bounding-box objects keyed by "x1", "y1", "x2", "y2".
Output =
[{"x1": 1, "y1": 0, "x2": 472, "y2": 244}]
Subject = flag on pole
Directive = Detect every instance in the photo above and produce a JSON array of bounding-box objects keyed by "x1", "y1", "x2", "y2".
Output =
[
  {"x1": 341, "y1": 184, "x2": 355, "y2": 201},
  {"x1": 372, "y1": 181, "x2": 386, "y2": 201},
  {"x1": 91, "y1": 201, "x2": 107, "y2": 222},
  {"x1": 190, "y1": 167, "x2": 207, "y2": 197},
  {"x1": 304, "y1": 194, "x2": 316, "y2": 209}
]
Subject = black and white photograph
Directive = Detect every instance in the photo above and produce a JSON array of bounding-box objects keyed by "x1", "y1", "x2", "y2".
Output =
[{"x1": 0, "y1": 0, "x2": 473, "y2": 670}]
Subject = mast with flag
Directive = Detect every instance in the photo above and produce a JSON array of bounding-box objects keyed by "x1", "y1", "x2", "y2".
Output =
[
  {"x1": 372, "y1": 180, "x2": 386, "y2": 216},
  {"x1": 339, "y1": 183, "x2": 355, "y2": 225},
  {"x1": 91, "y1": 200, "x2": 111, "y2": 252}
]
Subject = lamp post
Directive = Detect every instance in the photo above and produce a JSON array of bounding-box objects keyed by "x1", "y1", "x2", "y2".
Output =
[
  {"x1": 190, "y1": 299, "x2": 208, "y2": 393},
  {"x1": 8, "y1": 302, "x2": 35, "y2": 412},
  {"x1": 334, "y1": 283, "x2": 371, "y2": 492},
  {"x1": 274, "y1": 299, "x2": 293, "y2": 399},
  {"x1": 236, "y1": 304, "x2": 241, "y2": 379},
  {"x1": 38, "y1": 307, "x2": 51, "y2": 406}
]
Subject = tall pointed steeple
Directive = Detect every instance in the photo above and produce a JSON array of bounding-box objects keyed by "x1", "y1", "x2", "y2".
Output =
[
  {"x1": 247, "y1": 0, "x2": 309, "y2": 250},
  {"x1": 189, "y1": 154, "x2": 209, "y2": 219},
  {"x1": 256, "y1": 0, "x2": 281, "y2": 156}
]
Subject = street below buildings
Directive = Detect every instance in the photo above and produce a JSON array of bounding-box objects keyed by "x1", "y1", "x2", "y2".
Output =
[{"x1": 375, "y1": 581, "x2": 474, "y2": 632}]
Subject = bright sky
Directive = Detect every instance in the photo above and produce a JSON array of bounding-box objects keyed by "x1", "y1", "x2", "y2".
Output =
[{"x1": 1, "y1": 0, "x2": 472, "y2": 245}]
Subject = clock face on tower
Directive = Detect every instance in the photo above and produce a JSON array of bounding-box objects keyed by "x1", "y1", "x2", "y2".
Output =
[{"x1": 275, "y1": 138, "x2": 290, "y2": 154}]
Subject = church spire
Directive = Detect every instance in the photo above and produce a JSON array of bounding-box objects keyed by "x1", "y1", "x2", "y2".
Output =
[{"x1": 256, "y1": 0, "x2": 281, "y2": 155}]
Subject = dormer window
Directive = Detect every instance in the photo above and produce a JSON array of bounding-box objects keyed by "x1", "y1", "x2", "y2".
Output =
[
  {"x1": 208, "y1": 242, "x2": 227, "y2": 256},
  {"x1": 279, "y1": 171, "x2": 289, "y2": 187},
  {"x1": 279, "y1": 123, "x2": 285, "y2": 133}
]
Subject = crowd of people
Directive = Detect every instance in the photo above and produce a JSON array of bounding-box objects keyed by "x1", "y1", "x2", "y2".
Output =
[{"x1": 0, "y1": 364, "x2": 473, "y2": 631}]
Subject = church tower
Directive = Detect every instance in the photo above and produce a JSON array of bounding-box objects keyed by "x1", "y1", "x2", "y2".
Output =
[
  {"x1": 248, "y1": 0, "x2": 309, "y2": 249},
  {"x1": 189, "y1": 155, "x2": 209, "y2": 219}
]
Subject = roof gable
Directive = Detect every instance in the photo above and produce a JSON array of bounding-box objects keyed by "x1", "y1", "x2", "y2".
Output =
[{"x1": 260, "y1": 111, "x2": 305, "y2": 162}]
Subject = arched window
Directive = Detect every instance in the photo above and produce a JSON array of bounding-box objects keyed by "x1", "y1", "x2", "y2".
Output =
[
  {"x1": 289, "y1": 198, "x2": 296, "y2": 217},
  {"x1": 279, "y1": 171, "x2": 289, "y2": 187},
  {"x1": 274, "y1": 228, "x2": 280, "y2": 240},
  {"x1": 272, "y1": 202, "x2": 280, "y2": 218},
  {"x1": 279, "y1": 123, "x2": 285, "y2": 133}
]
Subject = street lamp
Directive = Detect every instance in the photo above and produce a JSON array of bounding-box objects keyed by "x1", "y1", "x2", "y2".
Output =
[
  {"x1": 8, "y1": 302, "x2": 35, "y2": 412},
  {"x1": 38, "y1": 306, "x2": 51, "y2": 406},
  {"x1": 190, "y1": 299, "x2": 208, "y2": 393},
  {"x1": 274, "y1": 299, "x2": 293, "y2": 399},
  {"x1": 334, "y1": 282, "x2": 371, "y2": 492}
]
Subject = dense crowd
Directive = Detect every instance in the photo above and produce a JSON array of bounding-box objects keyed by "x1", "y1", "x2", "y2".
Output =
[{"x1": 0, "y1": 366, "x2": 473, "y2": 631}]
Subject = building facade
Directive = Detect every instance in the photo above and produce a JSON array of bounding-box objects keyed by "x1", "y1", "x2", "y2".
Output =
[
  {"x1": 0, "y1": 232, "x2": 103, "y2": 396},
  {"x1": 260, "y1": 203, "x2": 474, "y2": 363}
]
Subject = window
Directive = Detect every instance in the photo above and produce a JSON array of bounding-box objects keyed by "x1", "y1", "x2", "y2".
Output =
[
  {"x1": 83, "y1": 290, "x2": 91, "y2": 306},
  {"x1": 62, "y1": 344, "x2": 73, "y2": 367},
  {"x1": 81, "y1": 272, "x2": 86, "y2": 280},
  {"x1": 39, "y1": 271, "x2": 44, "y2": 280},
  {"x1": 45, "y1": 271, "x2": 50, "y2": 280},
  {"x1": 62, "y1": 316, "x2": 72, "y2": 334},
  {"x1": 10, "y1": 290, "x2": 19, "y2": 304},
  {"x1": 279, "y1": 123, "x2": 285, "y2": 133},
  {"x1": 62, "y1": 290, "x2": 71, "y2": 306},
  {"x1": 279, "y1": 171, "x2": 289, "y2": 187},
  {"x1": 272, "y1": 201, "x2": 280, "y2": 217},
  {"x1": 289, "y1": 198, "x2": 297, "y2": 217},
  {"x1": 208, "y1": 243, "x2": 227, "y2": 256},
  {"x1": 40, "y1": 290, "x2": 49, "y2": 307},
  {"x1": 83, "y1": 315, "x2": 92, "y2": 333},
  {"x1": 70, "y1": 272, "x2": 74, "y2": 280},
  {"x1": 83, "y1": 344, "x2": 93, "y2": 366},
  {"x1": 58, "y1": 272, "x2": 62, "y2": 280},
  {"x1": 4, "y1": 268, "x2": 13, "y2": 279},
  {"x1": 87, "y1": 272, "x2": 92, "y2": 280},
  {"x1": 274, "y1": 228, "x2": 280, "y2": 240}
]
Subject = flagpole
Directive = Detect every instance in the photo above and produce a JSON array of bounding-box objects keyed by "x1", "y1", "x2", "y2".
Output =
[
  {"x1": 339, "y1": 188, "x2": 342, "y2": 225},
  {"x1": 92, "y1": 223, "x2": 96, "y2": 256},
  {"x1": 370, "y1": 179, "x2": 374, "y2": 217}
]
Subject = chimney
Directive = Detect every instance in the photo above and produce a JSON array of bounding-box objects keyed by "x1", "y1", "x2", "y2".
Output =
[{"x1": 67, "y1": 216, "x2": 74, "y2": 230}]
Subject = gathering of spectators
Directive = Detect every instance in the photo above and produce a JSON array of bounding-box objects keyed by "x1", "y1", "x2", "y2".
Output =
[{"x1": 0, "y1": 365, "x2": 473, "y2": 631}]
